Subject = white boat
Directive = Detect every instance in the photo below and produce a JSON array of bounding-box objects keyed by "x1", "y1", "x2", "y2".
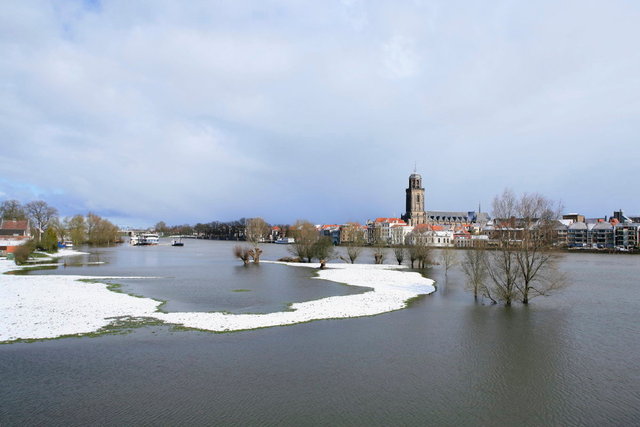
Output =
[
  {"x1": 131, "y1": 233, "x2": 160, "y2": 246},
  {"x1": 275, "y1": 237, "x2": 295, "y2": 244}
]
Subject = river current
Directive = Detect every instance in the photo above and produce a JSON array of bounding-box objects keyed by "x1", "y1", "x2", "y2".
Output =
[{"x1": 1, "y1": 239, "x2": 639, "y2": 425}]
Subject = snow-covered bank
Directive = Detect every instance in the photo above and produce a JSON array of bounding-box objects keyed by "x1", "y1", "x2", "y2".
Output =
[
  {"x1": 156, "y1": 262, "x2": 435, "y2": 332},
  {"x1": 0, "y1": 258, "x2": 158, "y2": 341},
  {"x1": 0, "y1": 261, "x2": 435, "y2": 342},
  {"x1": 37, "y1": 248, "x2": 90, "y2": 258}
]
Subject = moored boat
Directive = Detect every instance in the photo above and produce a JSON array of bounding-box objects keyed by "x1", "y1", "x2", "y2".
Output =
[
  {"x1": 275, "y1": 237, "x2": 295, "y2": 244},
  {"x1": 131, "y1": 233, "x2": 160, "y2": 245}
]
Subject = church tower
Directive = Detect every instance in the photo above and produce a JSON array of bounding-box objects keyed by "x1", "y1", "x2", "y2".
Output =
[{"x1": 402, "y1": 172, "x2": 426, "y2": 226}]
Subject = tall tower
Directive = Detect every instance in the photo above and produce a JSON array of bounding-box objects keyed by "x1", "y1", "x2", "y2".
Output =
[{"x1": 402, "y1": 172, "x2": 426, "y2": 226}]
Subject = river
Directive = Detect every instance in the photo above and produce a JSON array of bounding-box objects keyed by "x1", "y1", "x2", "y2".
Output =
[{"x1": 1, "y1": 239, "x2": 639, "y2": 425}]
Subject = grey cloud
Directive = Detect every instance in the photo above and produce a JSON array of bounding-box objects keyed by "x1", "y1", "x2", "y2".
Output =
[{"x1": 1, "y1": 0, "x2": 639, "y2": 226}]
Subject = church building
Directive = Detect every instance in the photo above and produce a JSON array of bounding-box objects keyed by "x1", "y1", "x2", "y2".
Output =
[
  {"x1": 401, "y1": 171, "x2": 488, "y2": 227},
  {"x1": 401, "y1": 172, "x2": 427, "y2": 226}
]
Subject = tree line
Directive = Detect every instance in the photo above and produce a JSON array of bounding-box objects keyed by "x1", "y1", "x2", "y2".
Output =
[{"x1": 1, "y1": 199, "x2": 121, "y2": 252}]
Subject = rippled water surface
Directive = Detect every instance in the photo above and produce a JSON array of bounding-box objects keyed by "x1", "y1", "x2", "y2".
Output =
[{"x1": 1, "y1": 241, "x2": 639, "y2": 426}]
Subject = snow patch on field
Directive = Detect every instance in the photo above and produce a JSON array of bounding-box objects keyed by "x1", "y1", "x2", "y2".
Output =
[{"x1": 0, "y1": 260, "x2": 434, "y2": 342}]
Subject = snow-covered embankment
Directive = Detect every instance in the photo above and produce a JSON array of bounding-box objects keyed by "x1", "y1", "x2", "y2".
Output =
[{"x1": 0, "y1": 260, "x2": 435, "y2": 342}]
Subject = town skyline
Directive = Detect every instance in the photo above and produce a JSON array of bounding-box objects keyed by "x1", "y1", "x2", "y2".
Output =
[{"x1": 3, "y1": 170, "x2": 637, "y2": 232}]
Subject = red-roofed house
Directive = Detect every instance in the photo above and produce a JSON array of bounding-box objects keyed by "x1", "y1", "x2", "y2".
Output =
[{"x1": 0, "y1": 219, "x2": 31, "y2": 254}]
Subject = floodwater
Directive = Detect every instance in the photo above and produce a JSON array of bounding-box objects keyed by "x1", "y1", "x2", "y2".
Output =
[{"x1": 1, "y1": 240, "x2": 639, "y2": 426}]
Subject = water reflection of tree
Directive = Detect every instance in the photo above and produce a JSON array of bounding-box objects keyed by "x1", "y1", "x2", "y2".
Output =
[{"x1": 459, "y1": 303, "x2": 567, "y2": 424}]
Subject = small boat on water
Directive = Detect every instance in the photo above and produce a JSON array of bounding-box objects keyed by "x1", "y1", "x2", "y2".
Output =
[
  {"x1": 57, "y1": 240, "x2": 74, "y2": 249},
  {"x1": 171, "y1": 239, "x2": 184, "y2": 247}
]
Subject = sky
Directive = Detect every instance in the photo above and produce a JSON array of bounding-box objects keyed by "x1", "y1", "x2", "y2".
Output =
[{"x1": 1, "y1": 0, "x2": 639, "y2": 227}]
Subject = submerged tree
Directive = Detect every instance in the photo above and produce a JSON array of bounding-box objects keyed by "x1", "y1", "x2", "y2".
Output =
[
  {"x1": 370, "y1": 227, "x2": 386, "y2": 264},
  {"x1": 65, "y1": 215, "x2": 87, "y2": 246},
  {"x1": 245, "y1": 217, "x2": 270, "y2": 264},
  {"x1": 233, "y1": 245, "x2": 251, "y2": 266},
  {"x1": 511, "y1": 192, "x2": 565, "y2": 303},
  {"x1": 440, "y1": 245, "x2": 458, "y2": 277},
  {"x1": 341, "y1": 223, "x2": 365, "y2": 264},
  {"x1": 86, "y1": 213, "x2": 120, "y2": 245},
  {"x1": 407, "y1": 228, "x2": 431, "y2": 269},
  {"x1": 371, "y1": 245, "x2": 386, "y2": 264},
  {"x1": 481, "y1": 189, "x2": 566, "y2": 305},
  {"x1": 407, "y1": 244, "x2": 419, "y2": 268},
  {"x1": 393, "y1": 245, "x2": 406, "y2": 265},
  {"x1": 289, "y1": 220, "x2": 318, "y2": 263},
  {"x1": 461, "y1": 246, "x2": 488, "y2": 300}
]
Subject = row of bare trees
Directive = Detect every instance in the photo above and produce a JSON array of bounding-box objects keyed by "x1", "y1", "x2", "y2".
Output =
[{"x1": 461, "y1": 190, "x2": 566, "y2": 305}]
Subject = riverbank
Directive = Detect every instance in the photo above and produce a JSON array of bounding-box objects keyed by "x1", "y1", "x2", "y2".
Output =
[{"x1": 0, "y1": 259, "x2": 435, "y2": 342}]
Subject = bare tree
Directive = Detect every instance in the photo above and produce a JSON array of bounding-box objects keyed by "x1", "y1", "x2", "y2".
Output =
[
  {"x1": 414, "y1": 242, "x2": 431, "y2": 269},
  {"x1": 155, "y1": 221, "x2": 168, "y2": 235},
  {"x1": 484, "y1": 244, "x2": 520, "y2": 305},
  {"x1": 484, "y1": 189, "x2": 523, "y2": 305},
  {"x1": 514, "y1": 192, "x2": 566, "y2": 304},
  {"x1": 245, "y1": 217, "x2": 270, "y2": 264},
  {"x1": 289, "y1": 220, "x2": 318, "y2": 263},
  {"x1": 461, "y1": 247, "x2": 488, "y2": 300},
  {"x1": 344, "y1": 243, "x2": 363, "y2": 264},
  {"x1": 370, "y1": 226, "x2": 386, "y2": 264},
  {"x1": 341, "y1": 223, "x2": 365, "y2": 263},
  {"x1": 371, "y1": 245, "x2": 386, "y2": 264},
  {"x1": 313, "y1": 236, "x2": 335, "y2": 269},
  {"x1": 440, "y1": 245, "x2": 458, "y2": 277},
  {"x1": 1, "y1": 200, "x2": 27, "y2": 220},
  {"x1": 484, "y1": 189, "x2": 566, "y2": 305},
  {"x1": 25, "y1": 200, "x2": 58, "y2": 240},
  {"x1": 233, "y1": 245, "x2": 251, "y2": 266},
  {"x1": 393, "y1": 245, "x2": 405, "y2": 265},
  {"x1": 408, "y1": 227, "x2": 431, "y2": 269},
  {"x1": 407, "y1": 244, "x2": 419, "y2": 268}
]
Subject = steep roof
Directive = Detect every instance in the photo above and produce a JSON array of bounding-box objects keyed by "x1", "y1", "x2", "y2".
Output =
[{"x1": 0, "y1": 220, "x2": 29, "y2": 230}]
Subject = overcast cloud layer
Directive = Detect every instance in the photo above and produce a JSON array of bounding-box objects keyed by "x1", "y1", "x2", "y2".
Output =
[{"x1": 1, "y1": 0, "x2": 639, "y2": 226}]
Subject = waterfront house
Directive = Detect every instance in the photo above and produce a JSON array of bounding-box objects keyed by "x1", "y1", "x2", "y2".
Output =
[
  {"x1": 339, "y1": 223, "x2": 367, "y2": 245},
  {"x1": 407, "y1": 224, "x2": 454, "y2": 247},
  {"x1": 0, "y1": 219, "x2": 31, "y2": 255},
  {"x1": 367, "y1": 218, "x2": 407, "y2": 245},
  {"x1": 390, "y1": 223, "x2": 413, "y2": 245},
  {"x1": 567, "y1": 222, "x2": 589, "y2": 247},
  {"x1": 318, "y1": 224, "x2": 341, "y2": 245},
  {"x1": 591, "y1": 221, "x2": 615, "y2": 249},
  {"x1": 614, "y1": 223, "x2": 640, "y2": 249}
]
